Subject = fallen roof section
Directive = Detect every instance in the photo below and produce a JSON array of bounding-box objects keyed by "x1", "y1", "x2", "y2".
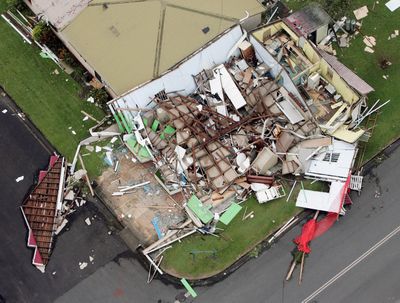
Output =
[{"x1": 21, "y1": 155, "x2": 66, "y2": 271}]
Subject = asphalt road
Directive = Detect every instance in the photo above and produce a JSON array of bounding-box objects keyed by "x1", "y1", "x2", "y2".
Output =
[
  {"x1": 0, "y1": 90, "x2": 127, "y2": 303},
  {"x1": 54, "y1": 144, "x2": 400, "y2": 303}
]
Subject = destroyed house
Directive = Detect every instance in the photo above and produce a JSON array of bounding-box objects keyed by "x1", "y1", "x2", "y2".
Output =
[
  {"x1": 251, "y1": 18, "x2": 374, "y2": 143},
  {"x1": 106, "y1": 18, "x2": 372, "y2": 261},
  {"x1": 24, "y1": 0, "x2": 266, "y2": 97}
]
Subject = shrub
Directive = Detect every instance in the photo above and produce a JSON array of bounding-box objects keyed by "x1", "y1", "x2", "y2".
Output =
[
  {"x1": 32, "y1": 21, "x2": 51, "y2": 43},
  {"x1": 88, "y1": 88, "x2": 110, "y2": 112}
]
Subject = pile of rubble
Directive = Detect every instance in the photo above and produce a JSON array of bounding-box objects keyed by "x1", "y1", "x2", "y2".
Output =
[{"x1": 118, "y1": 36, "x2": 378, "y2": 269}]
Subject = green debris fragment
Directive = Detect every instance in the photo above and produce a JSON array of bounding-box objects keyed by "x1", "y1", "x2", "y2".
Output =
[
  {"x1": 151, "y1": 119, "x2": 160, "y2": 132},
  {"x1": 219, "y1": 203, "x2": 242, "y2": 225},
  {"x1": 160, "y1": 125, "x2": 176, "y2": 140},
  {"x1": 118, "y1": 111, "x2": 132, "y2": 133},
  {"x1": 180, "y1": 278, "x2": 197, "y2": 298},
  {"x1": 187, "y1": 195, "x2": 214, "y2": 224},
  {"x1": 39, "y1": 51, "x2": 51, "y2": 59},
  {"x1": 113, "y1": 113, "x2": 125, "y2": 133}
]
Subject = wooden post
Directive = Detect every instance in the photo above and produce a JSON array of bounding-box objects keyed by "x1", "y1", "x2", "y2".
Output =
[
  {"x1": 81, "y1": 110, "x2": 101, "y2": 123},
  {"x1": 299, "y1": 252, "x2": 305, "y2": 285},
  {"x1": 78, "y1": 154, "x2": 95, "y2": 197},
  {"x1": 286, "y1": 259, "x2": 297, "y2": 281}
]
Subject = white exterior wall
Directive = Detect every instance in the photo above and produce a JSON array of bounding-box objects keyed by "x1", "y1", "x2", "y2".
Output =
[{"x1": 110, "y1": 25, "x2": 244, "y2": 114}]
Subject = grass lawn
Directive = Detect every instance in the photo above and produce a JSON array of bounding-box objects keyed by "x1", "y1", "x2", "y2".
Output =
[
  {"x1": 285, "y1": 0, "x2": 400, "y2": 161},
  {"x1": 0, "y1": 3, "x2": 105, "y2": 176},
  {"x1": 162, "y1": 181, "x2": 326, "y2": 279}
]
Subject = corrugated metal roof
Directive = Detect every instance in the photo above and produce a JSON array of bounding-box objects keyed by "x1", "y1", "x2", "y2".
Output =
[
  {"x1": 285, "y1": 4, "x2": 331, "y2": 37},
  {"x1": 319, "y1": 50, "x2": 374, "y2": 95}
]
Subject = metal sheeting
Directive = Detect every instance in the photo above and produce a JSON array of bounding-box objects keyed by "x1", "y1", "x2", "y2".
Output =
[
  {"x1": 21, "y1": 156, "x2": 65, "y2": 266},
  {"x1": 319, "y1": 50, "x2": 374, "y2": 95}
]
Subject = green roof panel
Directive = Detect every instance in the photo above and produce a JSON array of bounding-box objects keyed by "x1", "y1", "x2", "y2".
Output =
[
  {"x1": 187, "y1": 195, "x2": 213, "y2": 224},
  {"x1": 219, "y1": 203, "x2": 242, "y2": 225}
]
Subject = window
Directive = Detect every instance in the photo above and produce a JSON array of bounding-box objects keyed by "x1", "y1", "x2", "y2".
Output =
[{"x1": 323, "y1": 152, "x2": 340, "y2": 162}]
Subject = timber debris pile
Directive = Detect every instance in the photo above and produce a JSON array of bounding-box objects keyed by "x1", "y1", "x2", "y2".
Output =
[{"x1": 109, "y1": 17, "x2": 381, "y2": 270}]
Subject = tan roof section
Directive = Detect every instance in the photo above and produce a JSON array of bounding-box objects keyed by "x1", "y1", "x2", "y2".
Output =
[
  {"x1": 61, "y1": 0, "x2": 265, "y2": 95},
  {"x1": 158, "y1": 6, "x2": 234, "y2": 73}
]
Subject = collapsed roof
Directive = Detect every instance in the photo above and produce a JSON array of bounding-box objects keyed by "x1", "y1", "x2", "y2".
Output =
[{"x1": 108, "y1": 21, "x2": 372, "y2": 256}]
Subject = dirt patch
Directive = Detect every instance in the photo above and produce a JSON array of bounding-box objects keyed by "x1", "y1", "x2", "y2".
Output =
[{"x1": 97, "y1": 149, "x2": 185, "y2": 245}]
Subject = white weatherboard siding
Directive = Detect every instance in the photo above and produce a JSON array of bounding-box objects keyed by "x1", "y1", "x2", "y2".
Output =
[
  {"x1": 296, "y1": 181, "x2": 345, "y2": 213},
  {"x1": 276, "y1": 99, "x2": 304, "y2": 124},
  {"x1": 214, "y1": 65, "x2": 247, "y2": 110},
  {"x1": 305, "y1": 140, "x2": 357, "y2": 181}
]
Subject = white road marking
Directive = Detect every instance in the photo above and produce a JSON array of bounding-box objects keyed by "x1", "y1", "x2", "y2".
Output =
[{"x1": 302, "y1": 224, "x2": 400, "y2": 303}]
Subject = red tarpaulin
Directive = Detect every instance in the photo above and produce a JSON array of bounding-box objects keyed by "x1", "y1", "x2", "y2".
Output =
[
  {"x1": 294, "y1": 219, "x2": 317, "y2": 253},
  {"x1": 294, "y1": 173, "x2": 353, "y2": 253}
]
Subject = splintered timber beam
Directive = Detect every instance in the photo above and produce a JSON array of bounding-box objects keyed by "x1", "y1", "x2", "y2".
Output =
[
  {"x1": 156, "y1": 97, "x2": 234, "y2": 189},
  {"x1": 192, "y1": 114, "x2": 273, "y2": 151},
  {"x1": 143, "y1": 219, "x2": 194, "y2": 254},
  {"x1": 78, "y1": 154, "x2": 94, "y2": 196}
]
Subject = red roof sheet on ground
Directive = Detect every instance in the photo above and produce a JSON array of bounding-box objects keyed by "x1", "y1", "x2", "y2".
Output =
[{"x1": 21, "y1": 156, "x2": 64, "y2": 267}]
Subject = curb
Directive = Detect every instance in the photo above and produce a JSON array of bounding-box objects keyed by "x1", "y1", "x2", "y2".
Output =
[{"x1": 360, "y1": 137, "x2": 400, "y2": 175}]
